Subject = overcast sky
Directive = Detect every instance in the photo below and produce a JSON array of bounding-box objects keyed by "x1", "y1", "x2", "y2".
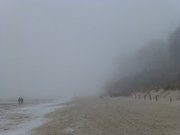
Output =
[{"x1": 0, "y1": 0, "x2": 180, "y2": 98}]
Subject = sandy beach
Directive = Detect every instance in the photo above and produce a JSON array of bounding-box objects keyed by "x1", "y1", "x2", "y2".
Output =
[{"x1": 32, "y1": 97, "x2": 180, "y2": 135}]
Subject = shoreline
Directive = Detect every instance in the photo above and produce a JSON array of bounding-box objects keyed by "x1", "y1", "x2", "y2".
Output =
[
  {"x1": 0, "y1": 98, "x2": 71, "y2": 135},
  {"x1": 32, "y1": 97, "x2": 180, "y2": 135}
]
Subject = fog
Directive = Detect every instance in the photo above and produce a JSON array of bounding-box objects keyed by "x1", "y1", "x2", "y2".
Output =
[{"x1": 0, "y1": 0, "x2": 180, "y2": 98}]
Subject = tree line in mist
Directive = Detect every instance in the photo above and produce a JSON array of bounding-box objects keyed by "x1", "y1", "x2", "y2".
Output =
[{"x1": 105, "y1": 25, "x2": 180, "y2": 96}]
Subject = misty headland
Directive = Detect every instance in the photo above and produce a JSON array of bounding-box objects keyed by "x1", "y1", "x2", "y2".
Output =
[{"x1": 104, "y1": 25, "x2": 180, "y2": 98}]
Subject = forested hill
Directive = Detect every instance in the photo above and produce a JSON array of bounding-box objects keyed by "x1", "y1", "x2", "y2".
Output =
[{"x1": 106, "y1": 25, "x2": 180, "y2": 96}]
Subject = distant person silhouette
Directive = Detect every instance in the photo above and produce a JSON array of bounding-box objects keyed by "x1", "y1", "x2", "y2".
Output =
[
  {"x1": 18, "y1": 97, "x2": 21, "y2": 105},
  {"x1": 170, "y1": 97, "x2": 172, "y2": 103},
  {"x1": 21, "y1": 97, "x2": 24, "y2": 105},
  {"x1": 155, "y1": 95, "x2": 158, "y2": 101}
]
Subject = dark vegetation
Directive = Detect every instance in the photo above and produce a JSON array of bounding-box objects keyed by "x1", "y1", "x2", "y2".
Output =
[{"x1": 106, "y1": 25, "x2": 180, "y2": 96}]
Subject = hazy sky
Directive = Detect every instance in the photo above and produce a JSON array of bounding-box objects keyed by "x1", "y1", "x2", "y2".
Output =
[{"x1": 0, "y1": 0, "x2": 180, "y2": 98}]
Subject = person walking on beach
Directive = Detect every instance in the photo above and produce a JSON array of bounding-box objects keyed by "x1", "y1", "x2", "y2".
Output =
[
  {"x1": 155, "y1": 95, "x2": 158, "y2": 102},
  {"x1": 21, "y1": 97, "x2": 24, "y2": 105},
  {"x1": 18, "y1": 97, "x2": 21, "y2": 105}
]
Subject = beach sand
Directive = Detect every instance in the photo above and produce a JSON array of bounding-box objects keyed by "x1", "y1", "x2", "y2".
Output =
[{"x1": 32, "y1": 97, "x2": 180, "y2": 135}]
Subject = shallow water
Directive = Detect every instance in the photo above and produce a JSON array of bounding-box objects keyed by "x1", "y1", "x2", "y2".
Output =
[{"x1": 0, "y1": 98, "x2": 71, "y2": 135}]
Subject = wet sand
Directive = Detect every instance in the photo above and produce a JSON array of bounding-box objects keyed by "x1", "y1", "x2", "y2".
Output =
[
  {"x1": 0, "y1": 98, "x2": 70, "y2": 135},
  {"x1": 32, "y1": 97, "x2": 180, "y2": 135}
]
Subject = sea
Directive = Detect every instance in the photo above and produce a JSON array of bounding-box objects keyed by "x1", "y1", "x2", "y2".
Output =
[{"x1": 0, "y1": 97, "x2": 71, "y2": 135}]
